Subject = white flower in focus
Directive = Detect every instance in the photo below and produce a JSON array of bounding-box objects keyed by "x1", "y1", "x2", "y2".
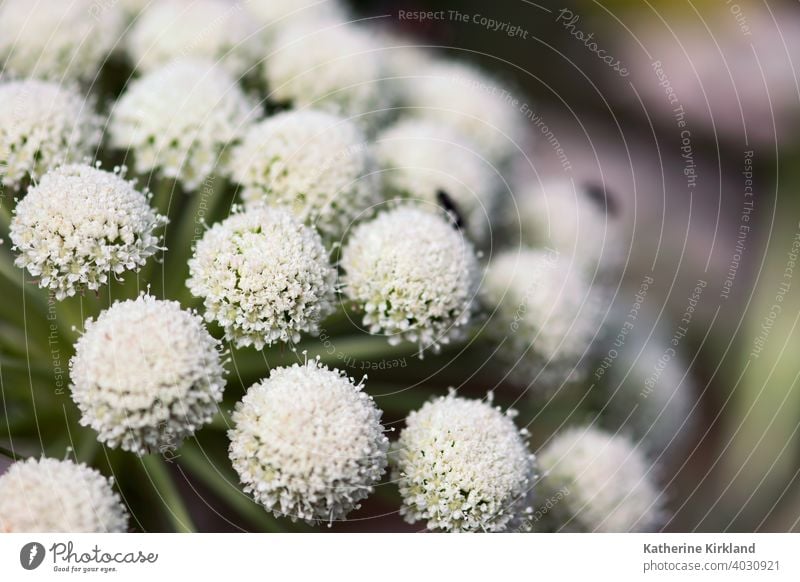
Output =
[
  {"x1": 393, "y1": 392, "x2": 536, "y2": 532},
  {"x1": 402, "y1": 61, "x2": 526, "y2": 166},
  {"x1": 10, "y1": 164, "x2": 166, "y2": 300},
  {"x1": 109, "y1": 59, "x2": 257, "y2": 191},
  {"x1": 0, "y1": 457, "x2": 128, "y2": 533},
  {"x1": 265, "y1": 18, "x2": 392, "y2": 127},
  {"x1": 516, "y1": 178, "x2": 623, "y2": 277},
  {"x1": 228, "y1": 110, "x2": 379, "y2": 240},
  {"x1": 375, "y1": 118, "x2": 502, "y2": 244},
  {"x1": 537, "y1": 426, "x2": 663, "y2": 532},
  {"x1": 127, "y1": 0, "x2": 261, "y2": 76},
  {"x1": 0, "y1": 80, "x2": 102, "y2": 190},
  {"x1": 0, "y1": 0, "x2": 123, "y2": 81},
  {"x1": 482, "y1": 249, "x2": 605, "y2": 389},
  {"x1": 229, "y1": 360, "x2": 388, "y2": 524},
  {"x1": 187, "y1": 207, "x2": 336, "y2": 349},
  {"x1": 69, "y1": 295, "x2": 227, "y2": 454},
  {"x1": 341, "y1": 206, "x2": 479, "y2": 354}
]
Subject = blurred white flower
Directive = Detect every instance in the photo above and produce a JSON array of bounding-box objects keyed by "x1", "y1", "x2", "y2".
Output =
[
  {"x1": 229, "y1": 359, "x2": 388, "y2": 524},
  {"x1": 341, "y1": 206, "x2": 479, "y2": 354},
  {"x1": 482, "y1": 248, "x2": 606, "y2": 389},
  {"x1": 127, "y1": 0, "x2": 262, "y2": 77},
  {"x1": 10, "y1": 164, "x2": 166, "y2": 300},
  {"x1": 376, "y1": 118, "x2": 503, "y2": 244},
  {"x1": 228, "y1": 109, "x2": 379, "y2": 240},
  {"x1": 246, "y1": 0, "x2": 346, "y2": 31},
  {"x1": 0, "y1": 457, "x2": 128, "y2": 532},
  {"x1": 110, "y1": 58, "x2": 257, "y2": 191},
  {"x1": 0, "y1": 80, "x2": 102, "y2": 190},
  {"x1": 537, "y1": 426, "x2": 664, "y2": 532},
  {"x1": 265, "y1": 17, "x2": 393, "y2": 128},
  {"x1": 0, "y1": 0, "x2": 123, "y2": 81},
  {"x1": 70, "y1": 295, "x2": 227, "y2": 454},
  {"x1": 393, "y1": 392, "x2": 536, "y2": 532},
  {"x1": 187, "y1": 207, "x2": 336, "y2": 349}
]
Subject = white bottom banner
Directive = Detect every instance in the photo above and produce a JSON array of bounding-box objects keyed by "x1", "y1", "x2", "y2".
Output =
[{"x1": 0, "y1": 533, "x2": 797, "y2": 580}]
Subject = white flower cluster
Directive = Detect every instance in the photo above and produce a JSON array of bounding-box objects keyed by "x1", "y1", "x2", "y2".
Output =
[
  {"x1": 69, "y1": 295, "x2": 226, "y2": 454},
  {"x1": 393, "y1": 393, "x2": 536, "y2": 532},
  {"x1": 110, "y1": 59, "x2": 257, "y2": 191},
  {"x1": 0, "y1": 457, "x2": 129, "y2": 533},
  {"x1": 229, "y1": 360, "x2": 388, "y2": 524},
  {"x1": 375, "y1": 118, "x2": 502, "y2": 244},
  {"x1": 482, "y1": 249, "x2": 605, "y2": 388},
  {"x1": 127, "y1": 0, "x2": 261, "y2": 77},
  {"x1": 0, "y1": 0, "x2": 123, "y2": 81},
  {"x1": 403, "y1": 61, "x2": 525, "y2": 166},
  {"x1": 228, "y1": 110, "x2": 379, "y2": 240},
  {"x1": 10, "y1": 164, "x2": 166, "y2": 300},
  {"x1": 246, "y1": 0, "x2": 346, "y2": 29},
  {"x1": 265, "y1": 18, "x2": 392, "y2": 127},
  {"x1": 516, "y1": 178, "x2": 623, "y2": 277},
  {"x1": 341, "y1": 206, "x2": 479, "y2": 354},
  {"x1": 0, "y1": 80, "x2": 102, "y2": 190},
  {"x1": 537, "y1": 426, "x2": 664, "y2": 532},
  {"x1": 187, "y1": 207, "x2": 336, "y2": 349}
]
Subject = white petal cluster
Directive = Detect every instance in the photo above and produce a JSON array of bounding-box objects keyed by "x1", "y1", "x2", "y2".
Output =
[
  {"x1": 10, "y1": 164, "x2": 166, "y2": 300},
  {"x1": 602, "y1": 331, "x2": 696, "y2": 458},
  {"x1": 0, "y1": 0, "x2": 123, "y2": 82},
  {"x1": 109, "y1": 59, "x2": 257, "y2": 191},
  {"x1": 229, "y1": 110, "x2": 379, "y2": 240},
  {"x1": 516, "y1": 178, "x2": 623, "y2": 277},
  {"x1": 265, "y1": 18, "x2": 392, "y2": 127},
  {"x1": 127, "y1": 0, "x2": 261, "y2": 77},
  {"x1": 0, "y1": 80, "x2": 102, "y2": 190},
  {"x1": 402, "y1": 61, "x2": 525, "y2": 166},
  {"x1": 0, "y1": 457, "x2": 128, "y2": 533},
  {"x1": 537, "y1": 426, "x2": 663, "y2": 532},
  {"x1": 69, "y1": 295, "x2": 227, "y2": 454},
  {"x1": 376, "y1": 118, "x2": 502, "y2": 244},
  {"x1": 187, "y1": 207, "x2": 336, "y2": 349},
  {"x1": 393, "y1": 393, "x2": 536, "y2": 532},
  {"x1": 341, "y1": 206, "x2": 479, "y2": 354},
  {"x1": 229, "y1": 360, "x2": 388, "y2": 524},
  {"x1": 482, "y1": 249, "x2": 605, "y2": 388},
  {"x1": 246, "y1": 0, "x2": 346, "y2": 29}
]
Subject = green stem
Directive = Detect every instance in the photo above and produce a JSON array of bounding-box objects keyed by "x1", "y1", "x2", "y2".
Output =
[
  {"x1": 179, "y1": 443, "x2": 282, "y2": 532},
  {"x1": 140, "y1": 455, "x2": 196, "y2": 533},
  {"x1": 0, "y1": 444, "x2": 27, "y2": 461}
]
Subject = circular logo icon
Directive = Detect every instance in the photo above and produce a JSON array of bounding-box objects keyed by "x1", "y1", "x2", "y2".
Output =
[{"x1": 20, "y1": 542, "x2": 46, "y2": 570}]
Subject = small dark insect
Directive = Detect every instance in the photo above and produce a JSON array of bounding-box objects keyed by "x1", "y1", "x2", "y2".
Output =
[
  {"x1": 437, "y1": 189, "x2": 466, "y2": 230},
  {"x1": 583, "y1": 182, "x2": 618, "y2": 217}
]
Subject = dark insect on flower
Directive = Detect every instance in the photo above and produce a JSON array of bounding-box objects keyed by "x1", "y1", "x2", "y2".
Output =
[
  {"x1": 437, "y1": 189, "x2": 466, "y2": 230},
  {"x1": 583, "y1": 182, "x2": 618, "y2": 217}
]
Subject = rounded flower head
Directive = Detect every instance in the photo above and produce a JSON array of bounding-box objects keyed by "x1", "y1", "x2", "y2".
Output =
[
  {"x1": 109, "y1": 59, "x2": 257, "y2": 191},
  {"x1": 229, "y1": 360, "x2": 389, "y2": 524},
  {"x1": 376, "y1": 118, "x2": 502, "y2": 244},
  {"x1": 0, "y1": 80, "x2": 102, "y2": 190},
  {"x1": 0, "y1": 457, "x2": 128, "y2": 533},
  {"x1": 516, "y1": 178, "x2": 623, "y2": 277},
  {"x1": 10, "y1": 164, "x2": 166, "y2": 300},
  {"x1": 127, "y1": 0, "x2": 261, "y2": 76},
  {"x1": 402, "y1": 61, "x2": 526, "y2": 166},
  {"x1": 0, "y1": 0, "x2": 123, "y2": 81},
  {"x1": 537, "y1": 426, "x2": 664, "y2": 532},
  {"x1": 228, "y1": 110, "x2": 380, "y2": 240},
  {"x1": 341, "y1": 206, "x2": 479, "y2": 354},
  {"x1": 187, "y1": 207, "x2": 336, "y2": 349},
  {"x1": 482, "y1": 249, "x2": 606, "y2": 389},
  {"x1": 393, "y1": 392, "x2": 536, "y2": 532},
  {"x1": 69, "y1": 295, "x2": 226, "y2": 454},
  {"x1": 265, "y1": 18, "x2": 392, "y2": 128}
]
